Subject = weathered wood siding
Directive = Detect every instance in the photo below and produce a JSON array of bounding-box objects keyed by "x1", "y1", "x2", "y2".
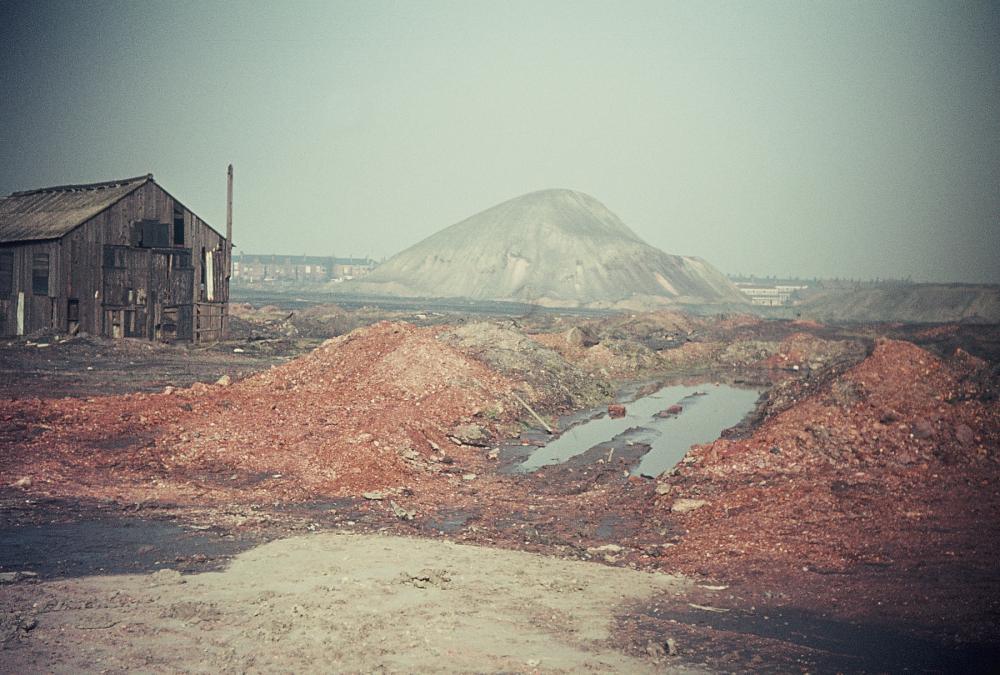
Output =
[
  {"x1": 0, "y1": 181, "x2": 229, "y2": 341},
  {"x1": 0, "y1": 240, "x2": 59, "y2": 337}
]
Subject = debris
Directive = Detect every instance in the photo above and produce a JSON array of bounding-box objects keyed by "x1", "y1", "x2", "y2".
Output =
[
  {"x1": 688, "y1": 603, "x2": 730, "y2": 613},
  {"x1": 511, "y1": 390, "x2": 555, "y2": 434},
  {"x1": 586, "y1": 544, "x2": 623, "y2": 555},
  {"x1": 399, "y1": 568, "x2": 451, "y2": 589},
  {"x1": 671, "y1": 498, "x2": 708, "y2": 513},
  {"x1": 390, "y1": 500, "x2": 415, "y2": 520},
  {"x1": 0, "y1": 571, "x2": 37, "y2": 585}
]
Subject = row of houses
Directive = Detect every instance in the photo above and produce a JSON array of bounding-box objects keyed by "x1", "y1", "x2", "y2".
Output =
[
  {"x1": 232, "y1": 254, "x2": 376, "y2": 285},
  {"x1": 733, "y1": 282, "x2": 809, "y2": 306}
]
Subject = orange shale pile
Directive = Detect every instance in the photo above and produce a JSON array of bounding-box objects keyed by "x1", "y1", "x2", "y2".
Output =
[{"x1": 1, "y1": 323, "x2": 518, "y2": 503}]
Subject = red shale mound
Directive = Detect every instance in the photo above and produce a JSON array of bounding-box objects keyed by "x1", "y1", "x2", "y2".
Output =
[
  {"x1": 1, "y1": 322, "x2": 518, "y2": 504},
  {"x1": 658, "y1": 338, "x2": 1000, "y2": 634}
]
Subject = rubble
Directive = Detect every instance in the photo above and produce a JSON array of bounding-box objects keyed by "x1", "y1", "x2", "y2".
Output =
[
  {"x1": 1, "y1": 307, "x2": 997, "y2": 666},
  {"x1": 657, "y1": 338, "x2": 1000, "y2": 631}
]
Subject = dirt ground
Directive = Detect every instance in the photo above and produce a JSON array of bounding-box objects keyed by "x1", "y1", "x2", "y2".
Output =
[
  {"x1": 2, "y1": 299, "x2": 999, "y2": 672},
  {"x1": 1, "y1": 532, "x2": 705, "y2": 674}
]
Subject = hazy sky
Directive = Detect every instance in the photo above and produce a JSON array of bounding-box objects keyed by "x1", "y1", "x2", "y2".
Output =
[{"x1": 2, "y1": 0, "x2": 998, "y2": 282}]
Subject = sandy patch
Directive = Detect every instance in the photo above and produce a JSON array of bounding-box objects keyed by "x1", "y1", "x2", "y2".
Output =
[{"x1": 2, "y1": 532, "x2": 698, "y2": 673}]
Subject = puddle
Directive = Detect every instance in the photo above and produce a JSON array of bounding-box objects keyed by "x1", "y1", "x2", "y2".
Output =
[{"x1": 517, "y1": 384, "x2": 760, "y2": 476}]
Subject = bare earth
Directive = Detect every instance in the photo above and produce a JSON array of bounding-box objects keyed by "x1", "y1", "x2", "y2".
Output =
[{"x1": 1, "y1": 532, "x2": 699, "y2": 674}]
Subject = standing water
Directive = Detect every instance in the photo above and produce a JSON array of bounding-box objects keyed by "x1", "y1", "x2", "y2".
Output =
[{"x1": 517, "y1": 384, "x2": 760, "y2": 476}]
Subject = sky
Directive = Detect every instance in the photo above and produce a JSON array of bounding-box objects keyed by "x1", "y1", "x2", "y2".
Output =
[{"x1": 1, "y1": 0, "x2": 998, "y2": 283}]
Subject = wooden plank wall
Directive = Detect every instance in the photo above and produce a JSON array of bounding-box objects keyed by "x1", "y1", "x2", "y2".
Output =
[
  {"x1": 0, "y1": 241, "x2": 59, "y2": 337},
  {"x1": 1, "y1": 180, "x2": 229, "y2": 341}
]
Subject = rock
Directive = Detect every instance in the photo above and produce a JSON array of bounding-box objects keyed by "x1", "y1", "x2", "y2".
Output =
[
  {"x1": 655, "y1": 483, "x2": 672, "y2": 495},
  {"x1": 11, "y1": 476, "x2": 31, "y2": 488},
  {"x1": 487, "y1": 448, "x2": 500, "y2": 460},
  {"x1": 586, "y1": 544, "x2": 623, "y2": 554},
  {"x1": 955, "y1": 423, "x2": 975, "y2": 446},
  {"x1": 399, "y1": 568, "x2": 451, "y2": 589},
  {"x1": 450, "y1": 424, "x2": 488, "y2": 446},
  {"x1": 645, "y1": 638, "x2": 677, "y2": 658},
  {"x1": 671, "y1": 498, "x2": 708, "y2": 513},
  {"x1": 163, "y1": 386, "x2": 175, "y2": 395},
  {"x1": 390, "y1": 500, "x2": 415, "y2": 520},
  {"x1": 645, "y1": 640, "x2": 666, "y2": 659},
  {"x1": 608, "y1": 403, "x2": 626, "y2": 418},
  {"x1": 565, "y1": 325, "x2": 599, "y2": 348},
  {"x1": 232, "y1": 347, "x2": 245, "y2": 353},
  {"x1": 462, "y1": 473, "x2": 477, "y2": 481},
  {"x1": 655, "y1": 404, "x2": 683, "y2": 417},
  {"x1": 911, "y1": 418, "x2": 935, "y2": 439},
  {"x1": 0, "y1": 571, "x2": 37, "y2": 584},
  {"x1": 19, "y1": 617, "x2": 38, "y2": 632},
  {"x1": 215, "y1": 374, "x2": 232, "y2": 386},
  {"x1": 362, "y1": 491, "x2": 387, "y2": 500}
]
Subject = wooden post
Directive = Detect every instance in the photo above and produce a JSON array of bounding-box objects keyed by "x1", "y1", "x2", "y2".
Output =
[
  {"x1": 224, "y1": 164, "x2": 233, "y2": 337},
  {"x1": 226, "y1": 164, "x2": 233, "y2": 252}
]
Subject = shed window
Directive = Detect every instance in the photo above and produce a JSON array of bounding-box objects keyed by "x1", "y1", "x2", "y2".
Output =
[
  {"x1": 173, "y1": 205, "x2": 185, "y2": 246},
  {"x1": 32, "y1": 253, "x2": 49, "y2": 295},
  {"x1": 135, "y1": 220, "x2": 170, "y2": 248},
  {"x1": 0, "y1": 252, "x2": 12, "y2": 296}
]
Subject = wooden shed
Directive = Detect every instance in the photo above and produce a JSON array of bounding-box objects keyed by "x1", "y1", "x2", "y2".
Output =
[{"x1": 0, "y1": 173, "x2": 230, "y2": 342}]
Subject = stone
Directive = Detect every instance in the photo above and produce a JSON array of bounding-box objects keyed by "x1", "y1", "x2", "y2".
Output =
[
  {"x1": 671, "y1": 498, "x2": 708, "y2": 513},
  {"x1": 462, "y1": 473, "x2": 477, "y2": 481},
  {"x1": 362, "y1": 491, "x2": 387, "y2": 500},
  {"x1": 487, "y1": 448, "x2": 500, "y2": 460},
  {"x1": 608, "y1": 404, "x2": 626, "y2": 418},
  {"x1": 450, "y1": 424, "x2": 488, "y2": 446},
  {"x1": 565, "y1": 325, "x2": 599, "y2": 348},
  {"x1": 215, "y1": 374, "x2": 232, "y2": 386},
  {"x1": 645, "y1": 640, "x2": 666, "y2": 659},
  {"x1": 11, "y1": 476, "x2": 31, "y2": 488},
  {"x1": 911, "y1": 418, "x2": 935, "y2": 439},
  {"x1": 0, "y1": 571, "x2": 37, "y2": 584},
  {"x1": 586, "y1": 544, "x2": 623, "y2": 554},
  {"x1": 655, "y1": 483, "x2": 672, "y2": 495},
  {"x1": 955, "y1": 424, "x2": 975, "y2": 446},
  {"x1": 390, "y1": 500, "x2": 415, "y2": 521}
]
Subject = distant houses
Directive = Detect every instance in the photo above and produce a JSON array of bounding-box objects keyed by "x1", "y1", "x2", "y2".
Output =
[
  {"x1": 733, "y1": 283, "x2": 809, "y2": 306},
  {"x1": 232, "y1": 254, "x2": 377, "y2": 285}
]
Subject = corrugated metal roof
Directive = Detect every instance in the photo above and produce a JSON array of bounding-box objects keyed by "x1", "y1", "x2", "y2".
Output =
[{"x1": 0, "y1": 174, "x2": 152, "y2": 244}]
